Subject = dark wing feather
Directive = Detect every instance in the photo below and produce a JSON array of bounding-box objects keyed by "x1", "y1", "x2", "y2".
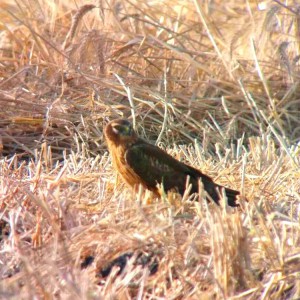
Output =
[
  {"x1": 125, "y1": 141, "x2": 239, "y2": 207},
  {"x1": 125, "y1": 141, "x2": 194, "y2": 193},
  {"x1": 125, "y1": 141, "x2": 213, "y2": 195}
]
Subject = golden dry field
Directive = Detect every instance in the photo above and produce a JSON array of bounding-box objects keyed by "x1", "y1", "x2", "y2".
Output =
[{"x1": 1, "y1": 0, "x2": 300, "y2": 299}]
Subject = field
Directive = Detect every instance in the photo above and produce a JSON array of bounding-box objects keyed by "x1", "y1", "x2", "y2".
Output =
[{"x1": 1, "y1": 0, "x2": 300, "y2": 299}]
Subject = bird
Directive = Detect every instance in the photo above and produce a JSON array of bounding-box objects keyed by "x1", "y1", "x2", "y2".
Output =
[{"x1": 104, "y1": 119, "x2": 240, "y2": 207}]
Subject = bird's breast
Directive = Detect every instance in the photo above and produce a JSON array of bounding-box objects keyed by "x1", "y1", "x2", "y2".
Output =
[{"x1": 109, "y1": 143, "x2": 141, "y2": 187}]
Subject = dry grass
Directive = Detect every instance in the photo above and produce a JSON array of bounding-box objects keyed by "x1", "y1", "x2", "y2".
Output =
[{"x1": 1, "y1": 0, "x2": 300, "y2": 298}]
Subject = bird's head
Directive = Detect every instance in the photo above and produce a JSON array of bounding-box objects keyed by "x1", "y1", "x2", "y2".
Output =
[{"x1": 104, "y1": 119, "x2": 136, "y2": 145}]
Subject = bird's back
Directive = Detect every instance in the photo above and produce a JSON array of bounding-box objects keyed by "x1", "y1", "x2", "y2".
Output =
[{"x1": 125, "y1": 140, "x2": 240, "y2": 207}]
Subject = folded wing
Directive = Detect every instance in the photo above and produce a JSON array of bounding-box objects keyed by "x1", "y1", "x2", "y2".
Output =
[{"x1": 125, "y1": 141, "x2": 239, "y2": 206}]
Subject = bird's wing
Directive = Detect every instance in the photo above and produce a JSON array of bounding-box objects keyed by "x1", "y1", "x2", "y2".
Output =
[
  {"x1": 125, "y1": 141, "x2": 208, "y2": 193},
  {"x1": 125, "y1": 141, "x2": 240, "y2": 206}
]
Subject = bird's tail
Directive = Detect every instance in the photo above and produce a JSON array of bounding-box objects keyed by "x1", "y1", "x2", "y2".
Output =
[
  {"x1": 196, "y1": 175, "x2": 240, "y2": 207},
  {"x1": 223, "y1": 186, "x2": 240, "y2": 207}
]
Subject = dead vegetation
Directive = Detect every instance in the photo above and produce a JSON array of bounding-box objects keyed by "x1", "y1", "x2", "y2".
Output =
[{"x1": 1, "y1": 0, "x2": 300, "y2": 298}]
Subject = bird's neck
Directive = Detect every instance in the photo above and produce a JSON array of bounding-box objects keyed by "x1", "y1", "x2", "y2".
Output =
[{"x1": 107, "y1": 138, "x2": 137, "y2": 162}]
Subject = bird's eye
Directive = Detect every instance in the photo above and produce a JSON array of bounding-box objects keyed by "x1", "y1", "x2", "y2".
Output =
[
  {"x1": 112, "y1": 124, "x2": 131, "y2": 136},
  {"x1": 112, "y1": 125, "x2": 122, "y2": 134}
]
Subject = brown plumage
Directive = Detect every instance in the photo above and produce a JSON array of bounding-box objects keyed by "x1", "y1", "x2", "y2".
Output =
[{"x1": 104, "y1": 119, "x2": 240, "y2": 207}]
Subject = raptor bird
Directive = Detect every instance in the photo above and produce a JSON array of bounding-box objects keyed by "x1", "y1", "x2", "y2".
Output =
[{"x1": 104, "y1": 119, "x2": 240, "y2": 207}]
